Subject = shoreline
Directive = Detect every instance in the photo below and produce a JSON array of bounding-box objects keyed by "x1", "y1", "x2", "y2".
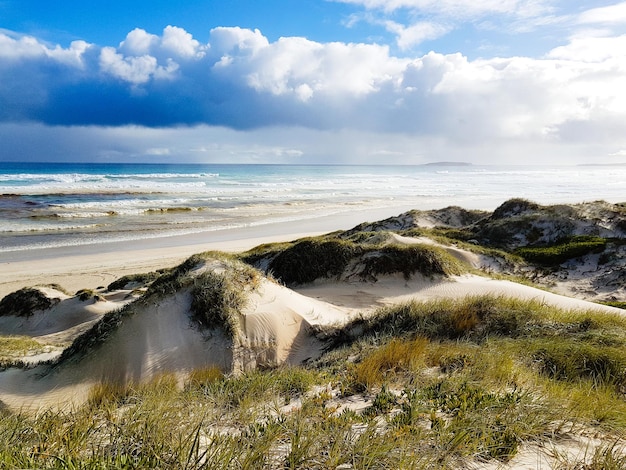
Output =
[{"x1": 0, "y1": 204, "x2": 419, "y2": 298}]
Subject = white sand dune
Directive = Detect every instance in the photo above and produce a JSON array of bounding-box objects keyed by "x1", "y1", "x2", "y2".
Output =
[
  {"x1": 0, "y1": 268, "x2": 358, "y2": 410},
  {"x1": 238, "y1": 279, "x2": 357, "y2": 370},
  {"x1": 297, "y1": 273, "x2": 623, "y2": 316},
  {"x1": 1, "y1": 229, "x2": 623, "y2": 411}
]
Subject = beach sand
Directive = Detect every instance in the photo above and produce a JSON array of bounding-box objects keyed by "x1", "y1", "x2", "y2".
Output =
[
  {"x1": 0, "y1": 205, "x2": 423, "y2": 298},
  {"x1": 1, "y1": 202, "x2": 624, "y2": 410},
  {"x1": 2, "y1": 201, "x2": 626, "y2": 470}
]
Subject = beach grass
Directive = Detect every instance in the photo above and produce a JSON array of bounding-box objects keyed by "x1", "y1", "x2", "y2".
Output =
[
  {"x1": 0, "y1": 336, "x2": 48, "y2": 367},
  {"x1": 5, "y1": 297, "x2": 625, "y2": 468},
  {"x1": 240, "y1": 233, "x2": 465, "y2": 285},
  {"x1": 1, "y1": 200, "x2": 624, "y2": 468},
  {"x1": 515, "y1": 235, "x2": 607, "y2": 266},
  {"x1": 0, "y1": 287, "x2": 60, "y2": 317}
]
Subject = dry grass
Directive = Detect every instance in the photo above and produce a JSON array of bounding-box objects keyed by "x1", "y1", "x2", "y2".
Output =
[{"x1": 352, "y1": 337, "x2": 429, "y2": 389}]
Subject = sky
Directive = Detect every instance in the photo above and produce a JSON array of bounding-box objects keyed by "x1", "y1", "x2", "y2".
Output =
[{"x1": 1, "y1": 0, "x2": 626, "y2": 165}]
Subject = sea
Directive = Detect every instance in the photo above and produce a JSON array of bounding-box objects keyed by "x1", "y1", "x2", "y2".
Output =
[{"x1": 1, "y1": 162, "x2": 625, "y2": 254}]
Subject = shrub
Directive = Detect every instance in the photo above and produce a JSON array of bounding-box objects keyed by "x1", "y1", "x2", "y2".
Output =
[
  {"x1": 491, "y1": 198, "x2": 540, "y2": 219},
  {"x1": 268, "y1": 238, "x2": 361, "y2": 284},
  {"x1": 515, "y1": 235, "x2": 607, "y2": 266},
  {"x1": 107, "y1": 272, "x2": 160, "y2": 291},
  {"x1": 75, "y1": 289, "x2": 104, "y2": 302},
  {"x1": 532, "y1": 340, "x2": 626, "y2": 390},
  {"x1": 360, "y1": 244, "x2": 462, "y2": 280},
  {"x1": 253, "y1": 236, "x2": 464, "y2": 285},
  {"x1": 0, "y1": 288, "x2": 58, "y2": 317}
]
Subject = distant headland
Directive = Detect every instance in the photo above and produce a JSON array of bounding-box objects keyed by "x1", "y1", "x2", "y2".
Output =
[{"x1": 422, "y1": 161, "x2": 473, "y2": 166}]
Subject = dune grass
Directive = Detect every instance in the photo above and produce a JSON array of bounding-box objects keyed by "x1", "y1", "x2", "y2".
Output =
[
  {"x1": 1, "y1": 224, "x2": 625, "y2": 468},
  {"x1": 515, "y1": 235, "x2": 607, "y2": 266},
  {"x1": 241, "y1": 234, "x2": 465, "y2": 285},
  {"x1": 2, "y1": 294, "x2": 626, "y2": 468},
  {"x1": 107, "y1": 271, "x2": 162, "y2": 291},
  {"x1": 0, "y1": 287, "x2": 59, "y2": 317},
  {"x1": 0, "y1": 335, "x2": 49, "y2": 368},
  {"x1": 190, "y1": 263, "x2": 260, "y2": 338}
]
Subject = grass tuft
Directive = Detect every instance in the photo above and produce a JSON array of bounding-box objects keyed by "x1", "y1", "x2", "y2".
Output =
[
  {"x1": 0, "y1": 288, "x2": 59, "y2": 317},
  {"x1": 107, "y1": 272, "x2": 161, "y2": 291},
  {"x1": 189, "y1": 260, "x2": 260, "y2": 338},
  {"x1": 352, "y1": 337, "x2": 429, "y2": 389},
  {"x1": 356, "y1": 295, "x2": 539, "y2": 342},
  {"x1": 515, "y1": 235, "x2": 607, "y2": 266}
]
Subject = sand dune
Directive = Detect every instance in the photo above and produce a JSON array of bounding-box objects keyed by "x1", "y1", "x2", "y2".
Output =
[
  {"x1": 1, "y1": 200, "x2": 624, "y2": 412},
  {"x1": 2, "y1": 259, "x2": 622, "y2": 411}
]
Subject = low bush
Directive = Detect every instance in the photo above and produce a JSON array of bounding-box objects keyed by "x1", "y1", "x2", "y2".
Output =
[
  {"x1": 0, "y1": 288, "x2": 58, "y2": 317},
  {"x1": 532, "y1": 340, "x2": 626, "y2": 390},
  {"x1": 267, "y1": 238, "x2": 361, "y2": 284},
  {"x1": 253, "y1": 236, "x2": 464, "y2": 285},
  {"x1": 360, "y1": 244, "x2": 462, "y2": 280},
  {"x1": 515, "y1": 235, "x2": 607, "y2": 266},
  {"x1": 107, "y1": 272, "x2": 161, "y2": 291}
]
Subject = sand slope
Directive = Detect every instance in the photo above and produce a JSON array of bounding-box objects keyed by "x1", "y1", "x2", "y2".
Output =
[
  {"x1": 0, "y1": 261, "x2": 358, "y2": 410},
  {"x1": 1, "y1": 224, "x2": 623, "y2": 411}
]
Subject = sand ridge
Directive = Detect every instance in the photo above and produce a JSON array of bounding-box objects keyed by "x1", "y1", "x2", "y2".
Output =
[{"x1": 1, "y1": 203, "x2": 624, "y2": 411}]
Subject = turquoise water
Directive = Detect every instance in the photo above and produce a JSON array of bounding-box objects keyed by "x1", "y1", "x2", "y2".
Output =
[{"x1": 1, "y1": 162, "x2": 625, "y2": 252}]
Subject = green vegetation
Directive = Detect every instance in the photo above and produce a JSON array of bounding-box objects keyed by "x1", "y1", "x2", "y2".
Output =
[
  {"x1": 190, "y1": 261, "x2": 260, "y2": 338},
  {"x1": 0, "y1": 335, "x2": 47, "y2": 367},
  {"x1": 107, "y1": 271, "x2": 161, "y2": 291},
  {"x1": 0, "y1": 287, "x2": 59, "y2": 317},
  {"x1": 56, "y1": 253, "x2": 260, "y2": 364},
  {"x1": 601, "y1": 301, "x2": 626, "y2": 310},
  {"x1": 515, "y1": 235, "x2": 607, "y2": 266},
  {"x1": 354, "y1": 295, "x2": 540, "y2": 341},
  {"x1": 75, "y1": 288, "x2": 104, "y2": 302},
  {"x1": 241, "y1": 234, "x2": 464, "y2": 285},
  {"x1": 266, "y1": 238, "x2": 360, "y2": 284},
  {"x1": 2, "y1": 296, "x2": 626, "y2": 467},
  {"x1": 1, "y1": 200, "x2": 624, "y2": 467}
]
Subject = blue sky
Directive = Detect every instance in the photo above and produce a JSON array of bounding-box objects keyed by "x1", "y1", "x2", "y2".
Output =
[{"x1": 2, "y1": 0, "x2": 626, "y2": 164}]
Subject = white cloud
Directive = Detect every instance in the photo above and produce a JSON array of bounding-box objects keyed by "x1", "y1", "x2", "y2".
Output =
[
  {"x1": 161, "y1": 25, "x2": 204, "y2": 58},
  {"x1": 0, "y1": 33, "x2": 48, "y2": 59},
  {"x1": 577, "y1": 1, "x2": 626, "y2": 25},
  {"x1": 333, "y1": 0, "x2": 555, "y2": 50},
  {"x1": 120, "y1": 28, "x2": 159, "y2": 56},
  {"x1": 384, "y1": 20, "x2": 451, "y2": 49},
  {"x1": 0, "y1": 32, "x2": 90, "y2": 67},
  {"x1": 333, "y1": 0, "x2": 552, "y2": 18},
  {"x1": 99, "y1": 47, "x2": 159, "y2": 84},
  {"x1": 2, "y1": 25, "x2": 626, "y2": 164},
  {"x1": 144, "y1": 147, "x2": 171, "y2": 155},
  {"x1": 209, "y1": 27, "x2": 269, "y2": 56},
  {"x1": 546, "y1": 34, "x2": 626, "y2": 61},
  {"x1": 212, "y1": 31, "x2": 407, "y2": 100}
]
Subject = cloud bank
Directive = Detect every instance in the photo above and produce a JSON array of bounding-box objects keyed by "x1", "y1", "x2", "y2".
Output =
[{"x1": 1, "y1": 2, "x2": 626, "y2": 164}]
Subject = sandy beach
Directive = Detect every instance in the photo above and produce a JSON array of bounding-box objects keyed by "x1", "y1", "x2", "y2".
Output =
[
  {"x1": 1, "y1": 205, "x2": 422, "y2": 299},
  {"x1": 1, "y1": 197, "x2": 625, "y2": 468}
]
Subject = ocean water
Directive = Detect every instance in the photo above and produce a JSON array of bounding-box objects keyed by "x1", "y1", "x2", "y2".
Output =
[{"x1": 1, "y1": 162, "x2": 625, "y2": 253}]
